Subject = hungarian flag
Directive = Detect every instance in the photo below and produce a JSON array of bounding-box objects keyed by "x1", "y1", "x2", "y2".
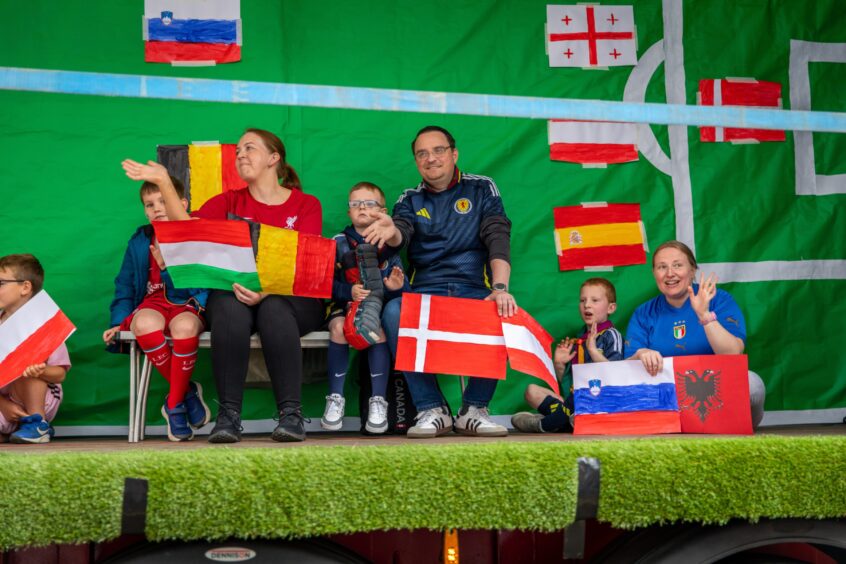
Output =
[
  {"x1": 154, "y1": 219, "x2": 335, "y2": 298},
  {"x1": 143, "y1": 0, "x2": 241, "y2": 65},
  {"x1": 697, "y1": 79, "x2": 785, "y2": 143},
  {"x1": 548, "y1": 120, "x2": 639, "y2": 165},
  {"x1": 674, "y1": 354, "x2": 752, "y2": 434},
  {"x1": 502, "y1": 309, "x2": 559, "y2": 395},
  {"x1": 0, "y1": 291, "x2": 75, "y2": 387},
  {"x1": 396, "y1": 294, "x2": 508, "y2": 379},
  {"x1": 158, "y1": 142, "x2": 244, "y2": 210},
  {"x1": 546, "y1": 5, "x2": 637, "y2": 68},
  {"x1": 573, "y1": 359, "x2": 681, "y2": 435},
  {"x1": 553, "y1": 203, "x2": 647, "y2": 271}
]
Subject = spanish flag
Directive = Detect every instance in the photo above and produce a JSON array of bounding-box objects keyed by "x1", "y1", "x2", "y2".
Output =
[
  {"x1": 157, "y1": 142, "x2": 244, "y2": 210},
  {"x1": 553, "y1": 203, "x2": 647, "y2": 271},
  {"x1": 154, "y1": 219, "x2": 335, "y2": 298}
]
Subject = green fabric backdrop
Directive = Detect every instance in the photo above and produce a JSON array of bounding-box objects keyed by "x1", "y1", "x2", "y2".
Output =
[{"x1": 0, "y1": 0, "x2": 843, "y2": 428}]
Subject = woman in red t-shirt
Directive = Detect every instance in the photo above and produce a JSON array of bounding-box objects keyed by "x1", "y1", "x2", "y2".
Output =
[{"x1": 123, "y1": 128, "x2": 324, "y2": 443}]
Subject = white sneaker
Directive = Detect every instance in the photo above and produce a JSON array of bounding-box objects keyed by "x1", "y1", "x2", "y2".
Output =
[
  {"x1": 366, "y1": 396, "x2": 389, "y2": 434},
  {"x1": 407, "y1": 406, "x2": 453, "y2": 439},
  {"x1": 455, "y1": 405, "x2": 508, "y2": 437},
  {"x1": 320, "y1": 393, "x2": 345, "y2": 431}
]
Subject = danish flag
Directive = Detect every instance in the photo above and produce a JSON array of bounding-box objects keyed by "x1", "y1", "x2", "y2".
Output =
[
  {"x1": 0, "y1": 291, "x2": 75, "y2": 387},
  {"x1": 697, "y1": 79, "x2": 785, "y2": 143},
  {"x1": 396, "y1": 294, "x2": 559, "y2": 394},
  {"x1": 546, "y1": 4, "x2": 637, "y2": 68}
]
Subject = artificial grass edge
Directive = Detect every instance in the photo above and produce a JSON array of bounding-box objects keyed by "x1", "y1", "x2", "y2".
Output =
[{"x1": 1, "y1": 435, "x2": 845, "y2": 549}]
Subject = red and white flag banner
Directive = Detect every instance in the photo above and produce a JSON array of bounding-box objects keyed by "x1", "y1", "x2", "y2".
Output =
[
  {"x1": 546, "y1": 4, "x2": 637, "y2": 68},
  {"x1": 0, "y1": 291, "x2": 76, "y2": 387},
  {"x1": 396, "y1": 293, "x2": 508, "y2": 379},
  {"x1": 396, "y1": 294, "x2": 558, "y2": 391},
  {"x1": 502, "y1": 309, "x2": 559, "y2": 395},
  {"x1": 698, "y1": 79, "x2": 785, "y2": 143},
  {"x1": 548, "y1": 120, "x2": 639, "y2": 165}
]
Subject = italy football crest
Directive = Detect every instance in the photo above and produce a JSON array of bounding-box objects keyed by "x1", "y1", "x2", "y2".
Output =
[{"x1": 674, "y1": 324, "x2": 686, "y2": 339}]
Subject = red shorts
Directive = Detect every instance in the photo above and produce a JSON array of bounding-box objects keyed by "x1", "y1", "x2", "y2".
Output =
[{"x1": 120, "y1": 294, "x2": 205, "y2": 335}]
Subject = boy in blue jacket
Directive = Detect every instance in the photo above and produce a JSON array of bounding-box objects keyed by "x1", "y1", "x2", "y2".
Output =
[
  {"x1": 103, "y1": 178, "x2": 209, "y2": 441},
  {"x1": 322, "y1": 182, "x2": 407, "y2": 434}
]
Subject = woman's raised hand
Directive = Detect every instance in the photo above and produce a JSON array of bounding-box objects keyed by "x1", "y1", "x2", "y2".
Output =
[{"x1": 689, "y1": 272, "x2": 718, "y2": 318}]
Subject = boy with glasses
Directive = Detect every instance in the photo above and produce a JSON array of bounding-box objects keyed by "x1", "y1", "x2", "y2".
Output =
[
  {"x1": 0, "y1": 254, "x2": 70, "y2": 443},
  {"x1": 322, "y1": 182, "x2": 407, "y2": 433}
]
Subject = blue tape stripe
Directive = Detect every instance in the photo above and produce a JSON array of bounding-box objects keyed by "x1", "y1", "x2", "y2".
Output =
[
  {"x1": 147, "y1": 19, "x2": 238, "y2": 44},
  {"x1": 2, "y1": 67, "x2": 846, "y2": 133}
]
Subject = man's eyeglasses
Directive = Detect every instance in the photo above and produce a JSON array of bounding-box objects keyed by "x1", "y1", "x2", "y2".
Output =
[
  {"x1": 0, "y1": 279, "x2": 24, "y2": 287},
  {"x1": 348, "y1": 200, "x2": 382, "y2": 209},
  {"x1": 414, "y1": 146, "x2": 453, "y2": 161}
]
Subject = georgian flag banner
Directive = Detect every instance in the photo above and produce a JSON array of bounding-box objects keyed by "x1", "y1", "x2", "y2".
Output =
[
  {"x1": 553, "y1": 203, "x2": 647, "y2": 271},
  {"x1": 697, "y1": 79, "x2": 785, "y2": 143},
  {"x1": 546, "y1": 4, "x2": 637, "y2": 68},
  {"x1": 548, "y1": 120, "x2": 639, "y2": 165},
  {"x1": 396, "y1": 294, "x2": 558, "y2": 393},
  {"x1": 0, "y1": 291, "x2": 76, "y2": 387},
  {"x1": 154, "y1": 218, "x2": 335, "y2": 298},
  {"x1": 143, "y1": 0, "x2": 242, "y2": 65}
]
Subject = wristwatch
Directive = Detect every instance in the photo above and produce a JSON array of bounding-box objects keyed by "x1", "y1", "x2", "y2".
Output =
[{"x1": 492, "y1": 283, "x2": 508, "y2": 292}]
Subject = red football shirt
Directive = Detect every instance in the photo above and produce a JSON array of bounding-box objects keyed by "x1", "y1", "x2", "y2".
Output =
[{"x1": 192, "y1": 187, "x2": 323, "y2": 235}]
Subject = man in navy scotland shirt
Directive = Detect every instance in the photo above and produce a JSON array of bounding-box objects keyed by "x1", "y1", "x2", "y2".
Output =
[{"x1": 364, "y1": 126, "x2": 516, "y2": 438}]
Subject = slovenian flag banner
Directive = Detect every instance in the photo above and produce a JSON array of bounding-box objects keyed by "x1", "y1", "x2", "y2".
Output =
[
  {"x1": 154, "y1": 219, "x2": 335, "y2": 298},
  {"x1": 573, "y1": 359, "x2": 681, "y2": 435},
  {"x1": 143, "y1": 0, "x2": 241, "y2": 65},
  {"x1": 158, "y1": 142, "x2": 244, "y2": 210},
  {"x1": 553, "y1": 203, "x2": 647, "y2": 271},
  {"x1": 0, "y1": 291, "x2": 76, "y2": 387}
]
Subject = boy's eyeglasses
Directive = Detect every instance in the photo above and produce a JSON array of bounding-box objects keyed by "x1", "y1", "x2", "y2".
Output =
[
  {"x1": 348, "y1": 200, "x2": 381, "y2": 209},
  {"x1": 0, "y1": 279, "x2": 24, "y2": 286}
]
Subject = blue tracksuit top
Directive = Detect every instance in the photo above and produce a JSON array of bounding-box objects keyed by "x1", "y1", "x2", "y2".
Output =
[{"x1": 392, "y1": 171, "x2": 507, "y2": 288}]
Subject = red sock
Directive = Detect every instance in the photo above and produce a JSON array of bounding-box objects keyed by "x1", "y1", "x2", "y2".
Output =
[
  {"x1": 136, "y1": 330, "x2": 172, "y2": 383},
  {"x1": 169, "y1": 336, "x2": 199, "y2": 408}
]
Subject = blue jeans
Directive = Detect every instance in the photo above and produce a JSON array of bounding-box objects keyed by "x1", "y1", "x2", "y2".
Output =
[{"x1": 382, "y1": 282, "x2": 497, "y2": 411}]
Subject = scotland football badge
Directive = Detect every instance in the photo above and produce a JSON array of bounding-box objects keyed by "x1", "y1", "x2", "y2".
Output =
[
  {"x1": 589, "y1": 379, "x2": 602, "y2": 397},
  {"x1": 161, "y1": 11, "x2": 173, "y2": 25}
]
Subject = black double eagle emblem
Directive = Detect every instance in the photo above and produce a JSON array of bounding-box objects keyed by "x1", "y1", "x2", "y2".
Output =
[{"x1": 676, "y1": 368, "x2": 722, "y2": 422}]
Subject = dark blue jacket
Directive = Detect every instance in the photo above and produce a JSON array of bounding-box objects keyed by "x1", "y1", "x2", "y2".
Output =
[
  {"x1": 107, "y1": 224, "x2": 208, "y2": 352},
  {"x1": 392, "y1": 171, "x2": 509, "y2": 288},
  {"x1": 331, "y1": 226, "x2": 408, "y2": 306}
]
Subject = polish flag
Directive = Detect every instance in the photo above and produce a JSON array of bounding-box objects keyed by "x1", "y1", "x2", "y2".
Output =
[
  {"x1": 396, "y1": 294, "x2": 508, "y2": 379},
  {"x1": 548, "y1": 120, "x2": 639, "y2": 165},
  {"x1": 698, "y1": 79, "x2": 785, "y2": 143},
  {"x1": 0, "y1": 291, "x2": 76, "y2": 387},
  {"x1": 502, "y1": 310, "x2": 559, "y2": 396}
]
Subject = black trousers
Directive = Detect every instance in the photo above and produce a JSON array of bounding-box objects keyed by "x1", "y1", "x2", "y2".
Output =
[{"x1": 206, "y1": 291, "x2": 324, "y2": 412}]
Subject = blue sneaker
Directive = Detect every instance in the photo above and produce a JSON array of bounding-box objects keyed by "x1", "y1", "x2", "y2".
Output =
[
  {"x1": 161, "y1": 401, "x2": 194, "y2": 441},
  {"x1": 10, "y1": 414, "x2": 54, "y2": 444},
  {"x1": 183, "y1": 381, "x2": 211, "y2": 429}
]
